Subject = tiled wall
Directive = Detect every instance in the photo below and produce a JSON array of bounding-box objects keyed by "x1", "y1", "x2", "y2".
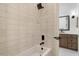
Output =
[
  {"x1": 0, "y1": 3, "x2": 59, "y2": 56},
  {"x1": 38, "y1": 4, "x2": 59, "y2": 55},
  {"x1": 0, "y1": 4, "x2": 41, "y2": 55},
  {"x1": 0, "y1": 4, "x2": 8, "y2": 55}
]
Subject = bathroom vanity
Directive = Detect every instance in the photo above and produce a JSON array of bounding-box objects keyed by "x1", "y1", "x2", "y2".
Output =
[{"x1": 59, "y1": 34, "x2": 78, "y2": 51}]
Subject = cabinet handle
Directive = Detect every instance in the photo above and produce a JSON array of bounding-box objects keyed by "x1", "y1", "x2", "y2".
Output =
[{"x1": 53, "y1": 37, "x2": 61, "y2": 40}]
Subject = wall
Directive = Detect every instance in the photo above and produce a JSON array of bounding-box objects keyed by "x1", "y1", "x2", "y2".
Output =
[
  {"x1": 0, "y1": 3, "x2": 41, "y2": 55},
  {"x1": 76, "y1": 4, "x2": 79, "y2": 55},
  {"x1": 0, "y1": 4, "x2": 8, "y2": 55},
  {"x1": 39, "y1": 3, "x2": 59, "y2": 56},
  {"x1": 59, "y1": 3, "x2": 79, "y2": 55},
  {"x1": 59, "y1": 3, "x2": 78, "y2": 34},
  {"x1": 0, "y1": 3, "x2": 59, "y2": 56}
]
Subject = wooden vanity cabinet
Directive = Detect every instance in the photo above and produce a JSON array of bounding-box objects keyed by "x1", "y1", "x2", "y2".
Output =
[
  {"x1": 59, "y1": 34, "x2": 67, "y2": 48},
  {"x1": 59, "y1": 34, "x2": 78, "y2": 51}
]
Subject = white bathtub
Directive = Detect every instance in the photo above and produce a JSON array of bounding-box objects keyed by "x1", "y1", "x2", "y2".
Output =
[{"x1": 18, "y1": 45, "x2": 52, "y2": 56}]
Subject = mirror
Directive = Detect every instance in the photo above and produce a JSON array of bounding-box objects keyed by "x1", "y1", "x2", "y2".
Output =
[{"x1": 59, "y1": 15, "x2": 70, "y2": 31}]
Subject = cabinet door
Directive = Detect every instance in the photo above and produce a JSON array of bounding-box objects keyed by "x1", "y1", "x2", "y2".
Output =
[
  {"x1": 67, "y1": 35, "x2": 72, "y2": 49},
  {"x1": 71, "y1": 35, "x2": 78, "y2": 50},
  {"x1": 72, "y1": 43, "x2": 77, "y2": 50},
  {"x1": 59, "y1": 34, "x2": 78, "y2": 50},
  {"x1": 59, "y1": 34, "x2": 67, "y2": 48}
]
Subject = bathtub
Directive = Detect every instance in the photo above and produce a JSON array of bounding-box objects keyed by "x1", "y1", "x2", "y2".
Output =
[{"x1": 18, "y1": 45, "x2": 52, "y2": 56}]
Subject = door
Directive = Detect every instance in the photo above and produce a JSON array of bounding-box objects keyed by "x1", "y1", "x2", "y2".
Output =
[{"x1": 39, "y1": 3, "x2": 59, "y2": 56}]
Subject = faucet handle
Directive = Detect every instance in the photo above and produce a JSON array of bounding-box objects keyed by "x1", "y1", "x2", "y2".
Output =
[{"x1": 40, "y1": 42, "x2": 44, "y2": 45}]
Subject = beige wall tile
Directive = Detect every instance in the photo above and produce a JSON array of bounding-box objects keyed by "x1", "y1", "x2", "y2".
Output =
[{"x1": 0, "y1": 3, "x2": 59, "y2": 56}]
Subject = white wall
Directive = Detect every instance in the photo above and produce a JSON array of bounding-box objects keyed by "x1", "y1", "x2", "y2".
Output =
[
  {"x1": 76, "y1": 4, "x2": 79, "y2": 55},
  {"x1": 59, "y1": 3, "x2": 78, "y2": 34},
  {"x1": 59, "y1": 3, "x2": 79, "y2": 55}
]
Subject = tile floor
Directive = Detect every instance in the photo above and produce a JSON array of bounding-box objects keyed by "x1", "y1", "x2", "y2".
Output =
[{"x1": 59, "y1": 47, "x2": 78, "y2": 56}]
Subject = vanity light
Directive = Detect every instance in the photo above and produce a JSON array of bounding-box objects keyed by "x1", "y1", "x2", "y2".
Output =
[
  {"x1": 71, "y1": 9, "x2": 78, "y2": 19},
  {"x1": 72, "y1": 15, "x2": 75, "y2": 19},
  {"x1": 71, "y1": 9, "x2": 78, "y2": 28}
]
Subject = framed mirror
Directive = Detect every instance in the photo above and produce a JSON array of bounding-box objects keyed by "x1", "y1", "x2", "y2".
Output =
[{"x1": 59, "y1": 15, "x2": 70, "y2": 31}]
